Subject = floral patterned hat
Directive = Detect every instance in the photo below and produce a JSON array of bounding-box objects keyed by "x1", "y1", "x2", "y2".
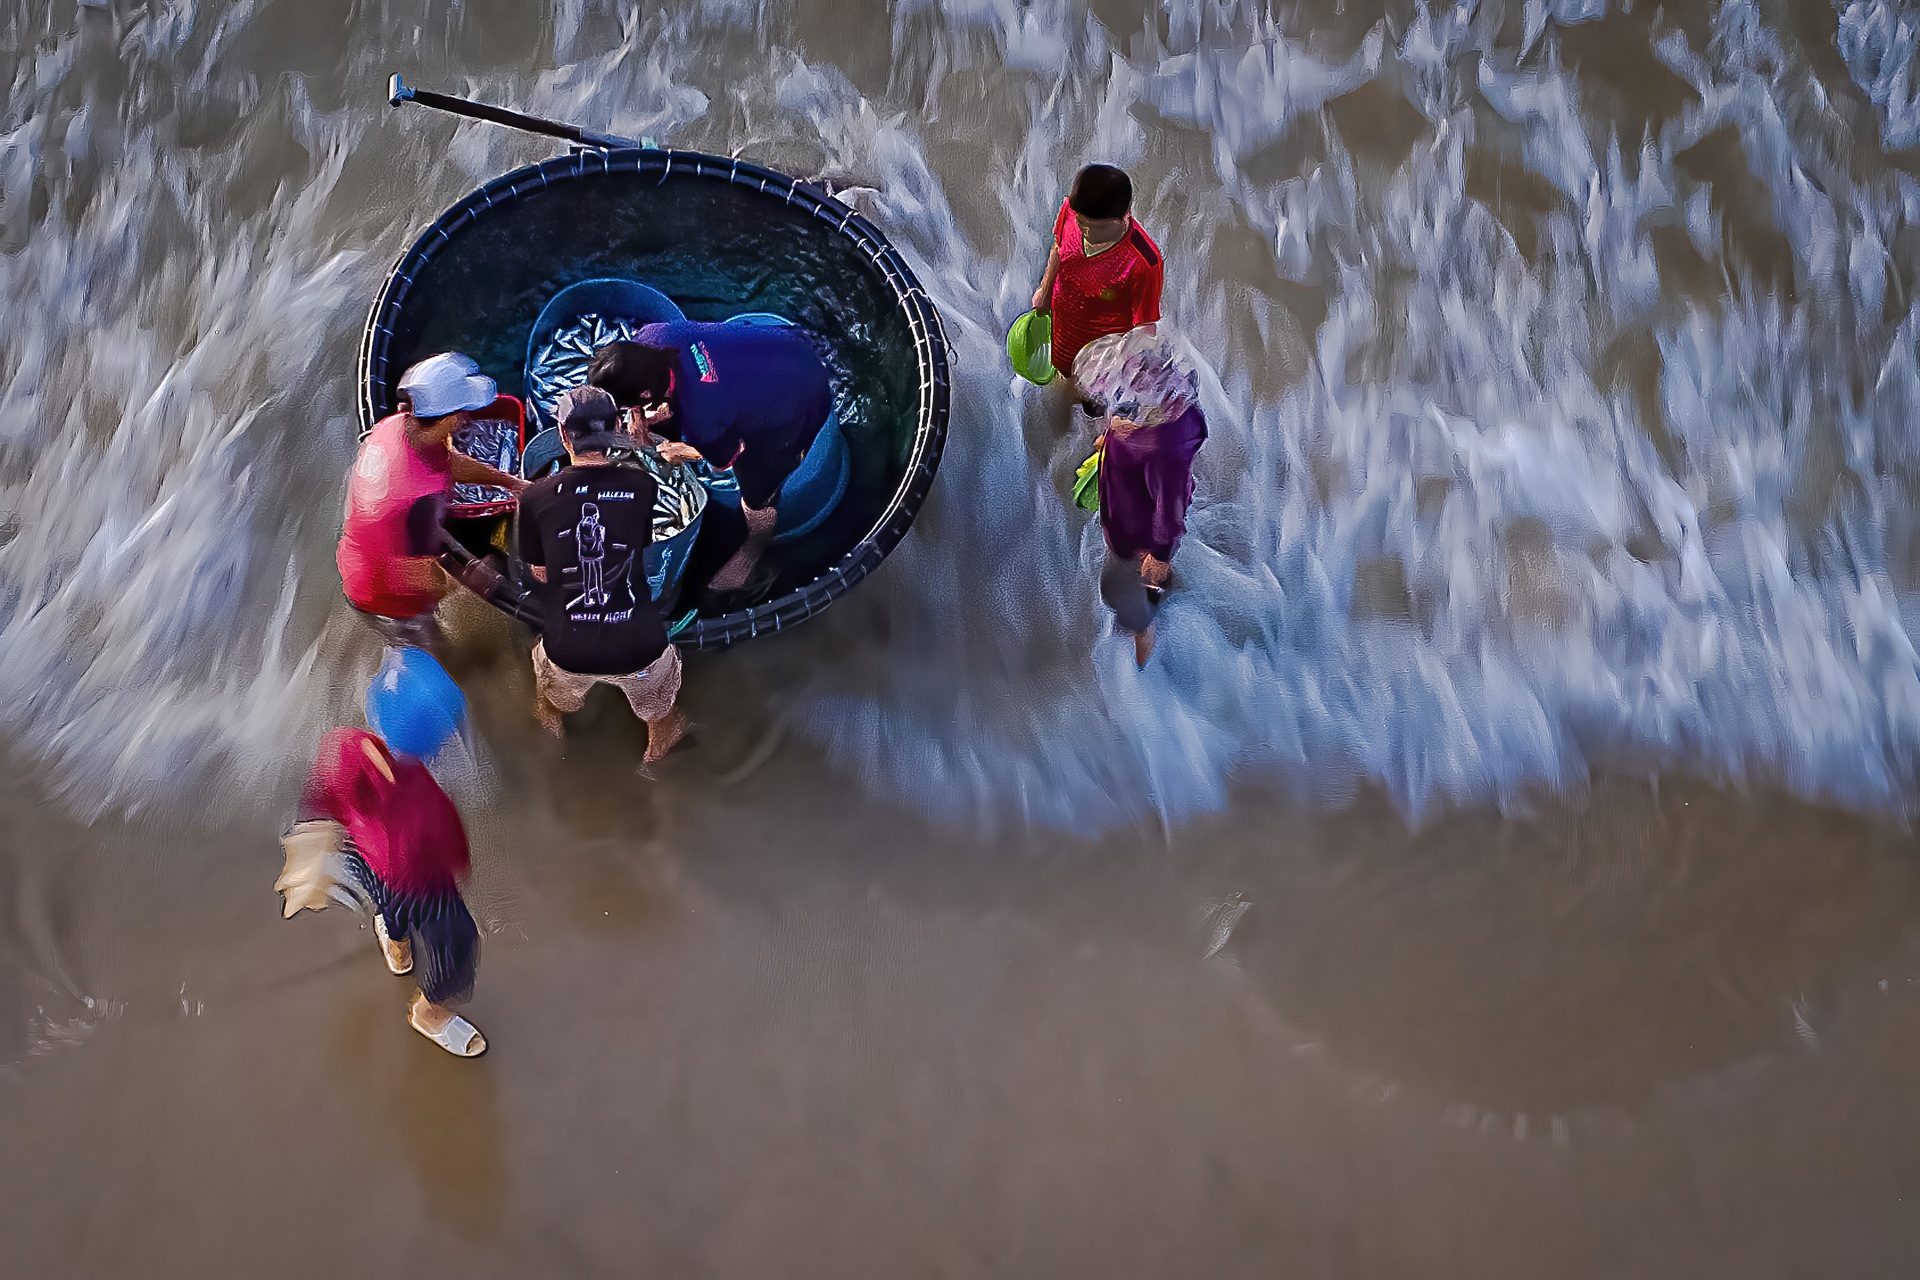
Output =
[{"x1": 1073, "y1": 324, "x2": 1199, "y2": 429}]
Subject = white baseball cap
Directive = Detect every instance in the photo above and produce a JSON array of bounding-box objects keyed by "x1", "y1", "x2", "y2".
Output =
[{"x1": 398, "y1": 352, "x2": 497, "y2": 418}]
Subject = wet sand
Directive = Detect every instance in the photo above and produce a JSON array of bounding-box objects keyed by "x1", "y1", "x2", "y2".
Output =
[{"x1": 6, "y1": 651, "x2": 1920, "y2": 1278}]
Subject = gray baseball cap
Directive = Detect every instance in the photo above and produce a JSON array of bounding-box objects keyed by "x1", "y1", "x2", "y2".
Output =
[{"x1": 555, "y1": 385, "x2": 620, "y2": 445}]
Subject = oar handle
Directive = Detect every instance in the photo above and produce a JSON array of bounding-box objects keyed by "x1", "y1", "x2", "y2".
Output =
[{"x1": 387, "y1": 74, "x2": 647, "y2": 150}]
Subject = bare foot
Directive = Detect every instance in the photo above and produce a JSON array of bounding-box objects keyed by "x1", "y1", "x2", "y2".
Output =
[
  {"x1": 709, "y1": 504, "x2": 778, "y2": 591},
  {"x1": 1134, "y1": 627, "x2": 1155, "y2": 667},
  {"x1": 642, "y1": 708, "x2": 691, "y2": 764},
  {"x1": 408, "y1": 992, "x2": 454, "y2": 1032}
]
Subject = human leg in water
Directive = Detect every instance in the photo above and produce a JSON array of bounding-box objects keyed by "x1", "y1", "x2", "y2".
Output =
[
  {"x1": 706, "y1": 501, "x2": 777, "y2": 593},
  {"x1": 679, "y1": 500, "x2": 749, "y2": 610},
  {"x1": 616, "y1": 646, "x2": 690, "y2": 769},
  {"x1": 531, "y1": 641, "x2": 585, "y2": 738},
  {"x1": 534, "y1": 693, "x2": 566, "y2": 739},
  {"x1": 355, "y1": 606, "x2": 447, "y2": 653},
  {"x1": 706, "y1": 442, "x2": 804, "y2": 593},
  {"x1": 1099, "y1": 552, "x2": 1165, "y2": 668},
  {"x1": 389, "y1": 885, "x2": 483, "y2": 1057},
  {"x1": 643, "y1": 709, "x2": 691, "y2": 765},
  {"x1": 1134, "y1": 556, "x2": 1168, "y2": 666}
]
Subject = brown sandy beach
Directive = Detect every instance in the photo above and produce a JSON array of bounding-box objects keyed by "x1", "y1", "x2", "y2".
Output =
[{"x1": 6, "y1": 660, "x2": 1920, "y2": 1276}]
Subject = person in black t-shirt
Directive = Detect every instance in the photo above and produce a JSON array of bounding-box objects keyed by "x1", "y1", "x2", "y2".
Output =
[{"x1": 516, "y1": 387, "x2": 689, "y2": 766}]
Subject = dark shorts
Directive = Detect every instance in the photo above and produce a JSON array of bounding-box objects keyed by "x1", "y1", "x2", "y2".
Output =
[
  {"x1": 343, "y1": 848, "x2": 479, "y2": 1005},
  {"x1": 731, "y1": 448, "x2": 801, "y2": 511},
  {"x1": 1099, "y1": 554, "x2": 1165, "y2": 635},
  {"x1": 682, "y1": 500, "x2": 750, "y2": 605},
  {"x1": 351, "y1": 606, "x2": 444, "y2": 648}
]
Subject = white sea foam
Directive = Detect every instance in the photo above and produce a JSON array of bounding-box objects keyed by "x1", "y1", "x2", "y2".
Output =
[
  {"x1": 5, "y1": 0, "x2": 1920, "y2": 833},
  {"x1": 785, "y1": 0, "x2": 1920, "y2": 828},
  {"x1": 1838, "y1": 0, "x2": 1920, "y2": 151},
  {"x1": 0, "y1": 5, "x2": 365, "y2": 815}
]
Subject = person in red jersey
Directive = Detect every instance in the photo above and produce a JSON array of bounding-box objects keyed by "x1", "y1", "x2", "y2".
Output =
[{"x1": 1029, "y1": 164, "x2": 1164, "y2": 390}]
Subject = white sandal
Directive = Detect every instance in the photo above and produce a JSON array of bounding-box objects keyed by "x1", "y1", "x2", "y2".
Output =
[
  {"x1": 411, "y1": 1010, "x2": 486, "y2": 1057},
  {"x1": 373, "y1": 915, "x2": 413, "y2": 975}
]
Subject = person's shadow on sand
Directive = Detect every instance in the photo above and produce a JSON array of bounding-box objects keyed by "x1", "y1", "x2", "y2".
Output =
[{"x1": 329, "y1": 984, "x2": 508, "y2": 1237}]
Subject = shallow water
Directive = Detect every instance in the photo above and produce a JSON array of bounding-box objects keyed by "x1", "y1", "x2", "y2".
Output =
[{"x1": 7, "y1": 0, "x2": 1920, "y2": 1275}]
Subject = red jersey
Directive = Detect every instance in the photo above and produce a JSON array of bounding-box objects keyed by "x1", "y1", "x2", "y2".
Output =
[
  {"x1": 1048, "y1": 200, "x2": 1164, "y2": 377},
  {"x1": 303, "y1": 728, "x2": 470, "y2": 897}
]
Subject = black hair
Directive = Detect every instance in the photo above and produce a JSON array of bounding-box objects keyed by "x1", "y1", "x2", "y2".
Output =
[
  {"x1": 395, "y1": 394, "x2": 459, "y2": 427},
  {"x1": 587, "y1": 340, "x2": 676, "y2": 409},
  {"x1": 1068, "y1": 164, "x2": 1133, "y2": 220}
]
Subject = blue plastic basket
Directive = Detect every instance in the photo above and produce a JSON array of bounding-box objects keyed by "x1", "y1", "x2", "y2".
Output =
[{"x1": 523, "y1": 278, "x2": 686, "y2": 428}]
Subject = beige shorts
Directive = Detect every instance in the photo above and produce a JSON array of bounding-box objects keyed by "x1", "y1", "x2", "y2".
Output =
[{"x1": 533, "y1": 641, "x2": 682, "y2": 724}]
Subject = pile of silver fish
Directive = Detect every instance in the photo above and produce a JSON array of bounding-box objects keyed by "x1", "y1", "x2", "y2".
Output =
[
  {"x1": 450, "y1": 417, "x2": 522, "y2": 506},
  {"x1": 526, "y1": 312, "x2": 651, "y2": 427}
]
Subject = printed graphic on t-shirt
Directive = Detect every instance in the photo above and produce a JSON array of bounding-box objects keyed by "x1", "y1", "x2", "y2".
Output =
[
  {"x1": 572, "y1": 503, "x2": 611, "y2": 608},
  {"x1": 556, "y1": 485, "x2": 642, "y2": 623}
]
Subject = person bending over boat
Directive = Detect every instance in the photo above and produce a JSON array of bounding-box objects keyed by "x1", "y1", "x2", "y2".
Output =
[
  {"x1": 1076, "y1": 326, "x2": 1206, "y2": 666},
  {"x1": 297, "y1": 721, "x2": 485, "y2": 1057},
  {"x1": 588, "y1": 338, "x2": 748, "y2": 608},
  {"x1": 586, "y1": 338, "x2": 707, "y2": 470},
  {"x1": 587, "y1": 321, "x2": 831, "y2": 593},
  {"x1": 1030, "y1": 164, "x2": 1164, "y2": 400},
  {"x1": 337, "y1": 352, "x2": 527, "y2": 645},
  {"x1": 517, "y1": 387, "x2": 690, "y2": 766}
]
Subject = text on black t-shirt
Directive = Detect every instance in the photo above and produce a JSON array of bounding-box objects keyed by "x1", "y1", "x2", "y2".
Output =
[{"x1": 516, "y1": 462, "x2": 670, "y2": 675}]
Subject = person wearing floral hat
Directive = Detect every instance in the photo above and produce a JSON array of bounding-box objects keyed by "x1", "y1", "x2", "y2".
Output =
[{"x1": 1074, "y1": 325, "x2": 1207, "y2": 665}]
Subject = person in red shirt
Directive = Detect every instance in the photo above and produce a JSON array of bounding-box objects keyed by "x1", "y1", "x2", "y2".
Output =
[
  {"x1": 1030, "y1": 165, "x2": 1164, "y2": 390},
  {"x1": 337, "y1": 352, "x2": 526, "y2": 646},
  {"x1": 298, "y1": 726, "x2": 486, "y2": 1056}
]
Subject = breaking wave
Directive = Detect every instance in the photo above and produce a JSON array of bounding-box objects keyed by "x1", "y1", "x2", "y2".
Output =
[{"x1": 6, "y1": 0, "x2": 1920, "y2": 834}]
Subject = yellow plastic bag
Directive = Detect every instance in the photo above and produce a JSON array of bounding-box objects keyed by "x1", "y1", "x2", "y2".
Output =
[{"x1": 1073, "y1": 442, "x2": 1102, "y2": 512}]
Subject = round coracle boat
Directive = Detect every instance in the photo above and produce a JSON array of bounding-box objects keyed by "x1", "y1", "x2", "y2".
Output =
[{"x1": 356, "y1": 146, "x2": 950, "y2": 649}]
